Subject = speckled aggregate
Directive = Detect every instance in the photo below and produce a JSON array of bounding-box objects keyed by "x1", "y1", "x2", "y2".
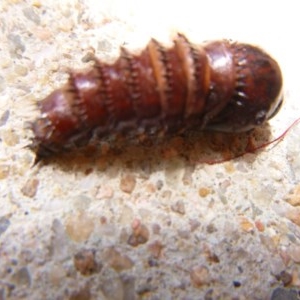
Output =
[{"x1": 1, "y1": 1, "x2": 300, "y2": 299}]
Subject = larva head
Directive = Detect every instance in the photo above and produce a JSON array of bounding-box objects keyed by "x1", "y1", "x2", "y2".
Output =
[{"x1": 208, "y1": 42, "x2": 283, "y2": 132}]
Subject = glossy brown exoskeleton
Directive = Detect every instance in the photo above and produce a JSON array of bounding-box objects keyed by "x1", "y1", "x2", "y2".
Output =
[{"x1": 30, "y1": 34, "x2": 283, "y2": 159}]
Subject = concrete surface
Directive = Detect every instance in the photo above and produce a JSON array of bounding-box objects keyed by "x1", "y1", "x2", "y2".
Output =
[{"x1": 1, "y1": 0, "x2": 300, "y2": 299}]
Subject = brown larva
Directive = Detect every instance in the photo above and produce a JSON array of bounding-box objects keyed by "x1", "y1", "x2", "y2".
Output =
[{"x1": 30, "y1": 33, "x2": 283, "y2": 160}]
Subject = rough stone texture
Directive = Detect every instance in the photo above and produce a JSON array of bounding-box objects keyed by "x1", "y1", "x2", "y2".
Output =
[
  {"x1": 270, "y1": 288, "x2": 300, "y2": 300},
  {"x1": 1, "y1": 0, "x2": 300, "y2": 299}
]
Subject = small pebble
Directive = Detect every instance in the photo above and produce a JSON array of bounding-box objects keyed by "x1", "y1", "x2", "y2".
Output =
[
  {"x1": 136, "y1": 283, "x2": 154, "y2": 295},
  {"x1": 152, "y1": 223, "x2": 161, "y2": 235},
  {"x1": 255, "y1": 220, "x2": 265, "y2": 232},
  {"x1": 275, "y1": 270, "x2": 293, "y2": 286},
  {"x1": 0, "y1": 217, "x2": 11, "y2": 236},
  {"x1": 48, "y1": 264, "x2": 66, "y2": 286},
  {"x1": 1, "y1": 129, "x2": 19, "y2": 146},
  {"x1": 171, "y1": 200, "x2": 185, "y2": 215},
  {"x1": 203, "y1": 245, "x2": 220, "y2": 264},
  {"x1": 224, "y1": 162, "x2": 235, "y2": 173},
  {"x1": 50, "y1": 218, "x2": 68, "y2": 258},
  {"x1": 120, "y1": 275, "x2": 136, "y2": 300},
  {"x1": 148, "y1": 240, "x2": 163, "y2": 259},
  {"x1": 81, "y1": 51, "x2": 96, "y2": 63},
  {"x1": 0, "y1": 76, "x2": 5, "y2": 92},
  {"x1": 198, "y1": 187, "x2": 211, "y2": 197},
  {"x1": 279, "y1": 248, "x2": 292, "y2": 266},
  {"x1": 97, "y1": 39, "x2": 113, "y2": 52},
  {"x1": 145, "y1": 183, "x2": 156, "y2": 193},
  {"x1": 285, "y1": 207, "x2": 300, "y2": 226},
  {"x1": 22, "y1": 7, "x2": 41, "y2": 24},
  {"x1": 286, "y1": 244, "x2": 300, "y2": 263},
  {"x1": 286, "y1": 185, "x2": 300, "y2": 206},
  {"x1": 0, "y1": 164, "x2": 10, "y2": 180},
  {"x1": 8, "y1": 34, "x2": 25, "y2": 56},
  {"x1": 190, "y1": 265, "x2": 211, "y2": 287},
  {"x1": 156, "y1": 179, "x2": 163, "y2": 190},
  {"x1": 96, "y1": 185, "x2": 114, "y2": 199},
  {"x1": 0, "y1": 110, "x2": 9, "y2": 126},
  {"x1": 21, "y1": 178, "x2": 39, "y2": 198},
  {"x1": 100, "y1": 275, "x2": 124, "y2": 300},
  {"x1": 34, "y1": 27, "x2": 52, "y2": 40},
  {"x1": 120, "y1": 174, "x2": 136, "y2": 194},
  {"x1": 14, "y1": 64, "x2": 28, "y2": 76},
  {"x1": 0, "y1": 57, "x2": 11, "y2": 69},
  {"x1": 127, "y1": 220, "x2": 150, "y2": 247},
  {"x1": 206, "y1": 223, "x2": 217, "y2": 234},
  {"x1": 148, "y1": 257, "x2": 159, "y2": 267},
  {"x1": 103, "y1": 247, "x2": 134, "y2": 272},
  {"x1": 11, "y1": 267, "x2": 31, "y2": 287},
  {"x1": 164, "y1": 160, "x2": 185, "y2": 187},
  {"x1": 32, "y1": 0, "x2": 42, "y2": 8},
  {"x1": 65, "y1": 213, "x2": 95, "y2": 242},
  {"x1": 189, "y1": 219, "x2": 201, "y2": 231},
  {"x1": 182, "y1": 165, "x2": 194, "y2": 185},
  {"x1": 69, "y1": 287, "x2": 91, "y2": 300},
  {"x1": 73, "y1": 249, "x2": 99, "y2": 276},
  {"x1": 177, "y1": 229, "x2": 190, "y2": 239},
  {"x1": 238, "y1": 216, "x2": 255, "y2": 232},
  {"x1": 161, "y1": 190, "x2": 172, "y2": 200},
  {"x1": 118, "y1": 205, "x2": 134, "y2": 225}
]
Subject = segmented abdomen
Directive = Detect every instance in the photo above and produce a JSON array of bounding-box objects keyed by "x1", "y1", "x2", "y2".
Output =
[{"x1": 31, "y1": 34, "x2": 283, "y2": 159}]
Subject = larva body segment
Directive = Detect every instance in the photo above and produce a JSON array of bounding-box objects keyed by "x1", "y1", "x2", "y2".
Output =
[{"x1": 31, "y1": 34, "x2": 283, "y2": 159}]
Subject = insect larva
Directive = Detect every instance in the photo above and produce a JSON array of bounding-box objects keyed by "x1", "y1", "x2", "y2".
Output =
[{"x1": 30, "y1": 33, "x2": 283, "y2": 160}]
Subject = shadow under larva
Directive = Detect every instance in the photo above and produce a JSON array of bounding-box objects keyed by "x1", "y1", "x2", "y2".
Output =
[{"x1": 29, "y1": 33, "x2": 283, "y2": 162}]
